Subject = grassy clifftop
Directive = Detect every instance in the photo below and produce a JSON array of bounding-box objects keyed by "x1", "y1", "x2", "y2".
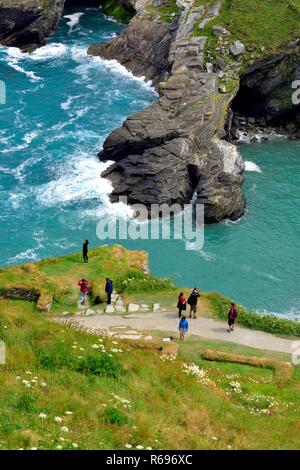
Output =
[{"x1": 195, "y1": 0, "x2": 300, "y2": 51}]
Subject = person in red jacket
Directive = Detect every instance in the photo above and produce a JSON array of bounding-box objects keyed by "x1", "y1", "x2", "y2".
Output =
[
  {"x1": 227, "y1": 302, "x2": 238, "y2": 332},
  {"x1": 78, "y1": 278, "x2": 89, "y2": 305},
  {"x1": 177, "y1": 292, "x2": 187, "y2": 318}
]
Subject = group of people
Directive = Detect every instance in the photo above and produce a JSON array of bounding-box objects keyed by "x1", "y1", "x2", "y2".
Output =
[
  {"x1": 177, "y1": 289, "x2": 238, "y2": 340},
  {"x1": 79, "y1": 240, "x2": 113, "y2": 305},
  {"x1": 80, "y1": 239, "x2": 238, "y2": 341},
  {"x1": 78, "y1": 277, "x2": 113, "y2": 306},
  {"x1": 177, "y1": 288, "x2": 200, "y2": 341}
]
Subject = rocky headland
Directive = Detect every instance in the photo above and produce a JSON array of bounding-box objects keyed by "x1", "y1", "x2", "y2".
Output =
[
  {"x1": 0, "y1": 0, "x2": 299, "y2": 221},
  {"x1": 89, "y1": 0, "x2": 299, "y2": 222}
]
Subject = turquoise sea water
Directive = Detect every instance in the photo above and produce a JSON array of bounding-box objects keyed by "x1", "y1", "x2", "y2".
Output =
[{"x1": 0, "y1": 8, "x2": 299, "y2": 317}]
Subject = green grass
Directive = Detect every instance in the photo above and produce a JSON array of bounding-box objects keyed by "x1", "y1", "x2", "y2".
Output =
[
  {"x1": 1, "y1": 299, "x2": 300, "y2": 449},
  {"x1": 1, "y1": 247, "x2": 300, "y2": 449},
  {"x1": 0, "y1": 245, "x2": 150, "y2": 314},
  {"x1": 114, "y1": 270, "x2": 176, "y2": 294},
  {"x1": 101, "y1": 0, "x2": 135, "y2": 23},
  {"x1": 194, "y1": 0, "x2": 300, "y2": 69},
  {"x1": 147, "y1": 0, "x2": 180, "y2": 23}
]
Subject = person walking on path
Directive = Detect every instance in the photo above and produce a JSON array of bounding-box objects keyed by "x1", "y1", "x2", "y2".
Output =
[
  {"x1": 82, "y1": 240, "x2": 89, "y2": 263},
  {"x1": 179, "y1": 316, "x2": 189, "y2": 341},
  {"x1": 177, "y1": 292, "x2": 186, "y2": 318},
  {"x1": 187, "y1": 287, "x2": 200, "y2": 319},
  {"x1": 227, "y1": 302, "x2": 238, "y2": 332},
  {"x1": 78, "y1": 278, "x2": 89, "y2": 305},
  {"x1": 105, "y1": 278, "x2": 113, "y2": 304}
]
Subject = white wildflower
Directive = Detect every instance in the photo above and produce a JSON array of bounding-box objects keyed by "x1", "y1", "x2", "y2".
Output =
[
  {"x1": 229, "y1": 381, "x2": 242, "y2": 393},
  {"x1": 125, "y1": 444, "x2": 132, "y2": 449},
  {"x1": 39, "y1": 413, "x2": 47, "y2": 419},
  {"x1": 54, "y1": 416, "x2": 63, "y2": 423},
  {"x1": 61, "y1": 426, "x2": 69, "y2": 433},
  {"x1": 72, "y1": 443, "x2": 78, "y2": 448}
]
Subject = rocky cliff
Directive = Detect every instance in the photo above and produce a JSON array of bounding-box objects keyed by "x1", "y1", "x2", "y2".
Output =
[
  {"x1": 231, "y1": 48, "x2": 300, "y2": 139},
  {"x1": 91, "y1": 1, "x2": 246, "y2": 222},
  {"x1": 0, "y1": 0, "x2": 65, "y2": 51},
  {"x1": 1, "y1": 0, "x2": 298, "y2": 222},
  {"x1": 90, "y1": 0, "x2": 299, "y2": 222}
]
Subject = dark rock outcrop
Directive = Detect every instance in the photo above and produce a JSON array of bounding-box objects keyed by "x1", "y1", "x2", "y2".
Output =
[
  {"x1": 99, "y1": 6, "x2": 246, "y2": 223},
  {"x1": 89, "y1": 15, "x2": 175, "y2": 86},
  {"x1": 0, "y1": 0, "x2": 65, "y2": 51},
  {"x1": 231, "y1": 49, "x2": 300, "y2": 138}
]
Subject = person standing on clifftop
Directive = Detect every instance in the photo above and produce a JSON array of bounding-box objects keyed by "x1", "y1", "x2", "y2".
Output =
[
  {"x1": 179, "y1": 316, "x2": 189, "y2": 341},
  {"x1": 105, "y1": 278, "x2": 113, "y2": 305},
  {"x1": 82, "y1": 240, "x2": 89, "y2": 263},
  {"x1": 177, "y1": 292, "x2": 187, "y2": 318},
  {"x1": 187, "y1": 288, "x2": 200, "y2": 319},
  {"x1": 227, "y1": 302, "x2": 238, "y2": 332},
  {"x1": 78, "y1": 278, "x2": 89, "y2": 305}
]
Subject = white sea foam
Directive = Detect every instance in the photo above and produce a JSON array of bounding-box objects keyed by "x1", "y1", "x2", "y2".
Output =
[
  {"x1": 34, "y1": 152, "x2": 134, "y2": 221},
  {"x1": 8, "y1": 192, "x2": 26, "y2": 209},
  {"x1": 71, "y1": 45, "x2": 156, "y2": 93},
  {"x1": 238, "y1": 129, "x2": 287, "y2": 144},
  {"x1": 61, "y1": 95, "x2": 80, "y2": 110},
  {"x1": 256, "y1": 308, "x2": 300, "y2": 321},
  {"x1": 29, "y1": 43, "x2": 68, "y2": 61},
  {"x1": 4, "y1": 43, "x2": 67, "y2": 82},
  {"x1": 0, "y1": 131, "x2": 39, "y2": 154},
  {"x1": 64, "y1": 12, "x2": 84, "y2": 30},
  {"x1": 9, "y1": 248, "x2": 39, "y2": 262},
  {"x1": 35, "y1": 156, "x2": 107, "y2": 206},
  {"x1": 244, "y1": 161, "x2": 262, "y2": 173},
  {"x1": 6, "y1": 47, "x2": 42, "y2": 81},
  {"x1": 8, "y1": 231, "x2": 45, "y2": 262}
]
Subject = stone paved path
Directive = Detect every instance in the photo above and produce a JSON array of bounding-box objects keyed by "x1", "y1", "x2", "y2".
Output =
[{"x1": 69, "y1": 311, "x2": 295, "y2": 355}]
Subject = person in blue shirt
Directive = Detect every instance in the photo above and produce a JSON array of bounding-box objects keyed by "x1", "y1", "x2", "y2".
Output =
[
  {"x1": 179, "y1": 316, "x2": 189, "y2": 341},
  {"x1": 105, "y1": 278, "x2": 113, "y2": 305}
]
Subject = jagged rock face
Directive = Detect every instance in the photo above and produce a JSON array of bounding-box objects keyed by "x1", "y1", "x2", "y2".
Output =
[
  {"x1": 232, "y1": 50, "x2": 300, "y2": 136},
  {"x1": 0, "y1": 0, "x2": 65, "y2": 51},
  {"x1": 99, "y1": 8, "x2": 246, "y2": 223},
  {"x1": 89, "y1": 16, "x2": 174, "y2": 86}
]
